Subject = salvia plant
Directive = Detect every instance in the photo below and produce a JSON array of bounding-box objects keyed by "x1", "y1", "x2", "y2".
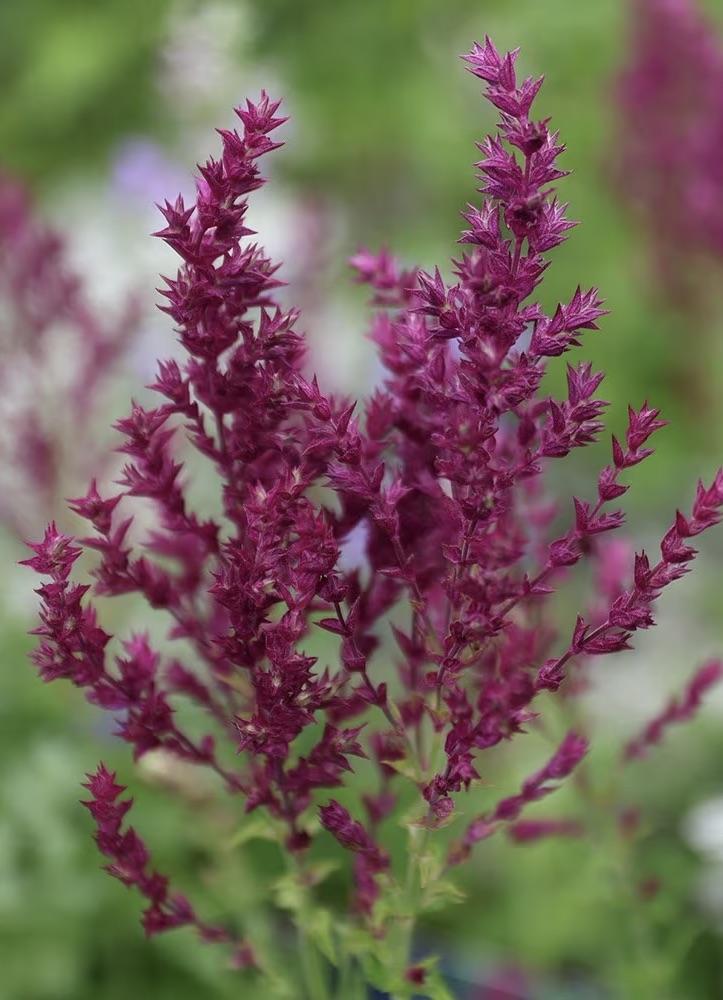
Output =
[{"x1": 23, "y1": 38, "x2": 723, "y2": 999}]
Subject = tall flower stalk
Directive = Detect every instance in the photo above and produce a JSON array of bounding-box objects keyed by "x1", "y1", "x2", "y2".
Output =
[{"x1": 24, "y1": 39, "x2": 723, "y2": 998}]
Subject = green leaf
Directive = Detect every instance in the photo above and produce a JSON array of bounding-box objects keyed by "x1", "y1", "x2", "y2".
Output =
[
  {"x1": 422, "y1": 877, "x2": 466, "y2": 912},
  {"x1": 307, "y1": 906, "x2": 336, "y2": 963},
  {"x1": 272, "y1": 872, "x2": 305, "y2": 913},
  {"x1": 418, "y1": 849, "x2": 444, "y2": 889},
  {"x1": 302, "y1": 859, "x2": 340, "y2": 887},
  {"x1": 382, "y1": 756, "x2": 423, "y2": 783},
  {"x1": 421, "y1": 966, "x2": 456, "y2": 1000},
  {"x1": 402, "y1": 956, "x2": 455, "y2": 1000},
  {"x1": 228, "y1": 813, "x2": 281, "y2": 848},
  {"x1": 338, "y1": 923, "x2": 377, "y2": 959}
]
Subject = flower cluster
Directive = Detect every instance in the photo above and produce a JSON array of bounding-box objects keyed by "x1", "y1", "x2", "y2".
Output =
[
  {"x1": 82, "y1": 763, "x2": 255, "y2": 963},
  {"x1": 24, "y1": 38, "x2": 723, "y2": 993},
  {"x1": 0, "y1": 177, "x2": 138, "y2": 536},
  {"x1": 450, "y1": 731, "x2": 589, "y2": 863}
]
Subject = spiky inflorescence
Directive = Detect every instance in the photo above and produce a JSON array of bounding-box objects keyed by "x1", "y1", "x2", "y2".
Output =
[{"x1": 24, "y1": 40, "x2": 723, "y2": 962}]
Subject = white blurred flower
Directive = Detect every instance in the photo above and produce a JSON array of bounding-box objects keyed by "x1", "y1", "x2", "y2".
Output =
[
  {"x1": 683, "y1": 796, "x2": 723, "y2": 863},
  {"x1": 158, "y1": 1, "x2": 255, "y2": 112}
]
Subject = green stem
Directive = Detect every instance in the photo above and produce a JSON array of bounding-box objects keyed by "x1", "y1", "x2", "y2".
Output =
[
  {"x1": 571, "y1": 762, "x2": 671, "y2": 999},
  {"x1": 546, "y1": 695, "x2": 673, "y2": 997},
  {"x1": 388, "y1": 825, "x2": 431, "y2": 999},
  {"x1": 335, "y1": 951, "x2": 367, "y2": 1000},
  {"x1": 280, "y1": 842, "x2": 331, "y2": 1000},
  {"x1": 298, "y1": 919, "x2": 330, "y2": 1000},
  {"x1": 609, "y1": 826, "x2": 672, "y2": 999}
]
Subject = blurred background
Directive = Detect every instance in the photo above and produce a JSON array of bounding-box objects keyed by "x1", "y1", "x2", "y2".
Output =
[{"x1": 3, "y1": 0, "x2": 723, "y2": 997}]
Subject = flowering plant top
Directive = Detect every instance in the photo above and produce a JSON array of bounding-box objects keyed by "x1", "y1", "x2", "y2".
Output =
[{"x1": 24, "y1": 37, "x2": 723, "y2": 999}]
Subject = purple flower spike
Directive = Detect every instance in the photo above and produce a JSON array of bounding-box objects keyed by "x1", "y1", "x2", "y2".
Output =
[{"x1": 20, "y1": 40, "x2": 723, "y2": 976}]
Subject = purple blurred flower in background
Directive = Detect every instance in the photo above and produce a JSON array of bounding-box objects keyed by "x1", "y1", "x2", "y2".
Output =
[
  {"x1": 112, "y1": 139, "x2": 190, "y2": 206},
  {"x1": 0, "y1": 177, "x2": 139, "y2": 537},
  {"x1": 614, "y1": 0, "x2": 723, "y2": 307}
]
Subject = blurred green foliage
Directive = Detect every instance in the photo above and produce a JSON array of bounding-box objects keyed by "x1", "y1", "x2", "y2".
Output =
[
  {"x1": 0, "y1": 0, "x2": 173, "y2": 184},
  {"x1": 0, "y1": 615, "x2": 241, "y2": 1000}
]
